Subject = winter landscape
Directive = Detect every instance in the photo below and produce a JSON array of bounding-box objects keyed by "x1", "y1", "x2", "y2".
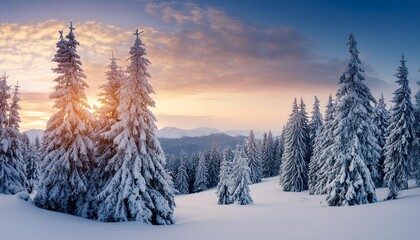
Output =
[{"x1": 1, "y1": 1, "x2": 420, "y2": 240}]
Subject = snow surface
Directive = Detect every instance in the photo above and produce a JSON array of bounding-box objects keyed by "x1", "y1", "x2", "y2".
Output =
[{"x1": 1, "y1": 177, "x2": 419, "y2": 240}]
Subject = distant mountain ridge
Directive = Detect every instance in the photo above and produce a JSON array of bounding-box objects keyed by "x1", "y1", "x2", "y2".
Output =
[
  {"x1": 157, "y1": 127, "x2": 266, "y2": 138},
  {"x1": 159, "y1": 133, "x2": 247, "y2": 156},
  {"x1": 23, "y1": 128, "x2": 247, "y2": 156}
]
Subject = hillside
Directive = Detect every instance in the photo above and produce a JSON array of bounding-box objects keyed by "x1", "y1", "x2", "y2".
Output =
[{"x1": 1, "y1": 178, "x2": 419, "y2": 240}]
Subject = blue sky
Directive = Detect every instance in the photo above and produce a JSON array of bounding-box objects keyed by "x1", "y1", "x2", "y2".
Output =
[{"x1": 1, "y1": 0, "x2": 419, "y2": 131}]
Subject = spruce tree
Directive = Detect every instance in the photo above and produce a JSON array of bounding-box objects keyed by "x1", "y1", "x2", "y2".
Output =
[
  {"x1": 262, "y1": 131, "x2": 276, "y2": 177},
  {"x1": 187, "y1": 152, "x2": 199, "y2": 193},
  {"x1": 216, "y1": 150, "x2": 233, "y2": 204},
  {"x1": 272, "y1": 137, "x2": 281, "y2": 175},
  {"x1": 247, "y1": 130, "x2": 262, "y2": 183},
  {"x1": 87, "y1": 53, "x2": 125, "y2": 219},
  {"x1": 280, "y1": 98, "x2": 308, "y2": 192},
  {"x1": 260, "y1": 132, "x2": 269, "y2": 177},
  {"x1": 231, "y1": 145, "x2": 253, "y2": 205},
  {"x1": 175, "y1": 152, "x2": 189, "y2": 194},
  {"x1": 373, "y1": 94, "x2": 390, "y2": 187},
  {"x1": 165, "y1": 154, "x2": 178, "y2": 180},
  {"x1": 277, "y1": 126, "x2": 286, "y2": 176},
  {"x1": 308, "y1": 96, "x2": 323, "y2": 160},
  {"x1": 326, "y1": 34, "x2": 378, "y2": 206},
  {"x1": 194, "y1": 152, "x2": 208, "y2": 193},
  {"x1": 299, "y1": 98, "x2": 311, "y2": 165},
  {"x1": 23, "y1": 133, "x2": 39, "y2": 193},
  {"x1": 308, "y1": 95, "x2": 333, "y2": 195},
  {"x1": 35, "y1": 24, "x2": 95, "y2": 215},
  {"x1": 383, "y1": 56, "x2": 415, "y2": 200},
  {"x1": 0, "y1": 79, "x2": 27, "y2": 194},
  {"x1": 95, "y1": 29, "x2": 174, "y2": 224},
  {"x1": 207, "y1": 142, "x2": 221, "y2": 188},
  {"x1": 413, "y1": 70, "x2": 420, "y2": 186}
]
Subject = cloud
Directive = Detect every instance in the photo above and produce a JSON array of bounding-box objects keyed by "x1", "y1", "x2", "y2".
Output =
[{"x1": 0, "y1": 3, "x2": 390, "y2": 130}]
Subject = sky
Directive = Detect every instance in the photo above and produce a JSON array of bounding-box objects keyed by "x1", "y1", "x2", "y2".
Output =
[{"x1": 1, "y1": 0, "x2": 420, "y2": 132}]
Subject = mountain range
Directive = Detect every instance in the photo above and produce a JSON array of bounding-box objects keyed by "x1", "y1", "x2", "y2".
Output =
[{"x1": 23, "y1": 127, "x2": 250, "y2": 156}]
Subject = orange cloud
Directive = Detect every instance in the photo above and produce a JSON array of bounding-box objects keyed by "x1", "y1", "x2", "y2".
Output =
[{"x1": 0, "y1": 3, "x2": 389, "y2": 132}]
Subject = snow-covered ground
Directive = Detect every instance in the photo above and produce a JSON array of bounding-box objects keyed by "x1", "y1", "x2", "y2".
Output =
[{"x1": 1, "y1": 177, "x2": 419, "y2": 240}]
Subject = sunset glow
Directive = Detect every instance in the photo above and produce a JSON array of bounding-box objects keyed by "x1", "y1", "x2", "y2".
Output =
[{"x1": 1, "y1": 0, "x2": 420, "y2": 132}]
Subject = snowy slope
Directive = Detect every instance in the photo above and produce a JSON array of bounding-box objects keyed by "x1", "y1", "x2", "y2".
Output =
[{"x1": 1, "y1": 178, "x2": 419, "y2": 240}]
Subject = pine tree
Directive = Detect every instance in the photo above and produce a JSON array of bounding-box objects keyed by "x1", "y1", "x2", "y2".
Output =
[
  {"x1": 187, "y1": 152, "x2": 199, "y2": 193},
  {"x1": 260, "y1": 132, "x2": 268, "y2": 177},
  {"x1": 95, "y1": 29, "x2": 174, "y2": 224},
  {"x1": 326, "y1": 34, "x2": 378, "y2": 206},
  {"x1": 280, "y1": 98, "x2": 308, "y2": 192},
  {"x1": 308, "y1": 95, "x2": 333, "y2": 195},
  {"x1": 299, "y1": 98, "x2": 311, "y2": 165},
  {"x1": 413, "y1": 70, "x2": 420, "y2": 186},
  {"x1": 247, "y1": 130, "x2": 262, "y2": 183},
  {"x1": 383, "y1": 56, "x2": 415, "y2": 200},
  {"x1": 373, "y1": 94, "x2": 390, "y2": 187},
  {"x1": 165, "y1": 154, "x2": 178, "y2": 180},
  {"x1": 277, "y1": 126, "x2": 286, "y2": 176},
  {"x1": 272, "y1": 137, "x2": 281, "y2": 175},
  {"x1": 262, "y1": 131, "x2": 276, "y2": 177},
  {"x1": 207, "y1": 142, "x2": 221, "y2": 188},
  {"x1": 23, "y1": 133, "x2": 39, "y2": 193},
  {"x1": 175, "y1": 152, "x2": 189, "y2": 194},
  {"x1": 231, "y1": 145, "x2": 253, "y2": 205},
  {"x1": 308, "y1": 96, "x2": 323, "y2": 160},
  {"x1": 0, "y1": 78, "x2": 27, "y2": 194},
  {"x1": 35, "y1": 24, "x2": 95, "y2": 215},
  {"x1": 194, "y1": 152, "x2": 208, "y2": 193},
  {"x1": 86, "y1": 53, "x2": 126, "y2": 219},
  {"x1": 216, "y1": 150, "x2": 233, "y2": 204}
]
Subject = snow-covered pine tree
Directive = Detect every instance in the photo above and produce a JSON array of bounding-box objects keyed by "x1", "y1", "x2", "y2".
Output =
[
  {"x1": 299, "y1": 98, "x2": 311, "y2": 165},
  {"x1": 277, "y1": 126, "x2": 286, "y2": 176},
  {"x1": 260, "y1": 132, "x2": 268, "y2": 177},
  {"x1": 308, "y1": 95, "x2": 333, "y2": 195},
  {"x1": 224, "y1": 147, "x2": 235, "y2": 163},
  {"x1": 35, "y1": 24, "x2": 95, "y2": 215},
  {"x1": 89, "y1": 53, "x2": 126, "y2": 219},
  {"x1": 207, "y1": 142, "x2": 221, "y2": 188},
  {"x1": 194, "y1": 152, "x2": 208, "y2": 193},
  {"x1": 95, "y1": 29, "x2": 174, "y2": 224},
  {"x1": 262, "y1": 131, "x2": 276, "y2": 177},
  {"x1": 272, "y1": 137, "x2": 281, "y2": 175},
  {"x1": 175, "y1": 151, "x2": 190, "y2": 194},
  {"x1": 280, "y1": 98, "x2": 308, "y2": 192},
  {"x1": 373, "y1": 94, "x2": 390, "y2": 187},
  {"x1": 383, "y1": 56, "x2": 416, "y2": 200},
  {"x1": 95, "y1": 52, "x2": 124, "y2": 123},
  {"x1": 231, "y1": 145, "x2": 253, "y2": 205},
  {"x1": 23, "y1": 133, "x2": 39, "y2": 193},
  {"x1": 247, "y1": 130, "x2": 262, "y2": 184},
  {"x1": 326, "y1": 34, "x2": 378, "y2": 206},
  {"x1": 216, "y1": 149, "x2": 233, "y2": 205},
  {"x1": 413, "y1": 69, "x2": 420, "y2": 186},
  {"x1": 308, "y1": 96, "x2": 323, "y2": 160},
  {"x1": 0, "y1": 79, "x2": 27, "y2": 194},
  {"x1": 187, "y1": 152, "x2": 199, "y2": 193},
  {"x1": 165, "y1": 154, "x2": 178, "y2": 180}
]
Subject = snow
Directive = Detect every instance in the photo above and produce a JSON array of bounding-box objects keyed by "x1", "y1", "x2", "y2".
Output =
[{"x1": 1, "y1": 177, "x2": 419, "y2": 240}]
